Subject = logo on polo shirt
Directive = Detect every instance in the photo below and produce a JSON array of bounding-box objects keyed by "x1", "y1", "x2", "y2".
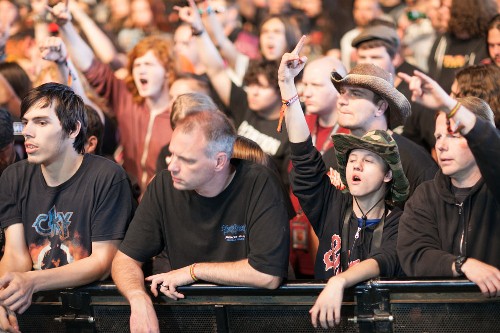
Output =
[{"x1": 221, "y1": 224, "x2": 246, "y2": 242}]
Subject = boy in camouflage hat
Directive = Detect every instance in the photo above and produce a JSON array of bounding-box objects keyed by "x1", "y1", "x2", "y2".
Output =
[{"x1": 278, "y1": 36, "x2": 409, "y2": 329}]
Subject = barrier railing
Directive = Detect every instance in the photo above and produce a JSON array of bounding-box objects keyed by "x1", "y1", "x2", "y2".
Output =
[{"x1": 19, "y1": 278, "x2": 500, "y2": 333}]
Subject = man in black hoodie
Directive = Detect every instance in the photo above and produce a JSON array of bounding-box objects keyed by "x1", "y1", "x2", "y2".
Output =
[{"x1": 398, "y1": 70, "x2": 500, "y2": 298}]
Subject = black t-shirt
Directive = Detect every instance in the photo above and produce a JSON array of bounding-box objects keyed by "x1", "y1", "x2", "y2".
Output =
[
  {"x1": 119, "y1": 159, "x2": 290, "y2": 278},
  {"x1": 229, "y1": 82, "x2": 291, "y2": 188},
  {"x1": 428, "y1": 33, "x2": 488, "y2": 93},
  {"x1": 0, "y1": 154, "x2": 134, "y2": 270}
]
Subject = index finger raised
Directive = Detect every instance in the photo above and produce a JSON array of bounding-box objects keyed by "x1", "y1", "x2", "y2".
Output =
[
  {"x1": 412, "y1": 70, "x2": 434, "y2": 83},
  {"x1": 291, "y1": 35, "x2": 307, "y2": 55}
]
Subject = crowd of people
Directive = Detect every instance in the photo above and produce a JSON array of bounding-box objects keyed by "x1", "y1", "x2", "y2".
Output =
[{"x1": 0, "y1": 0, "x2": 499, "y2": 332}]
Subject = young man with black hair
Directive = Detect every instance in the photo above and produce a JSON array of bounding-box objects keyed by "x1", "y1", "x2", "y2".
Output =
[{"x1": 0, "y1": 83, "x2": 134, "y2": 332}]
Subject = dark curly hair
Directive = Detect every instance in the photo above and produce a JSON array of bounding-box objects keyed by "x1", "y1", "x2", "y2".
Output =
[
  {"x1": 243, "y1": 59, "x2": 280, "y2": 91},
  {"x1": 448, "y1": 0, "x2": 498, "y2": 38},
  {"x1": 455, "y1": 64, "x2": 500, "y2": 129}
]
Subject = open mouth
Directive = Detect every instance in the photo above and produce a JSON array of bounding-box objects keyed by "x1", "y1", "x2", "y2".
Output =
[
  {"x1": 350, "y1": 175, "x2": 362, "y2": 185},
  {"x1": 25, "y1": 143, "x2": 38, "y2": 153}
]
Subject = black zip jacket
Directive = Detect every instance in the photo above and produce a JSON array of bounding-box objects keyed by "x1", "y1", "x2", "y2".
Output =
[{"x1": 398, "y1": 119, "x2": 500, "y2": 276}]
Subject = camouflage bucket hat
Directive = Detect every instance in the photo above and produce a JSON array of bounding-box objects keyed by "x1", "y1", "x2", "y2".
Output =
[
  {"x1": 331, "y1": 63, "x2": 411, "y2": 129},
  {"x1": 332, "y1": 130, "x2": 409, "y2": 203}
]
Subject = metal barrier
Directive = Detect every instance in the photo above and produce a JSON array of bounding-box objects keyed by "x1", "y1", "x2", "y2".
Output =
[{"x1": 19, "y1": 279, "x2": 500, "y2": 333}]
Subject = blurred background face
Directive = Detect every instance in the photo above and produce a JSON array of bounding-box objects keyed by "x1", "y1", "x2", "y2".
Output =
[
  {"x1": 0, "y1": 0, "x2": 18, "y2": 28},
  {"x1": 267, "y1": 0, "x2": 290, "y2": 14},
  {"x1": 259, "y1": 18, "x2": 287, "y2": 60},
  {"x1": 301, "y1": 62, "x2": 339, "y2": 117},
  {"x1": 488, "y1": 28, "x2": 500, "y2": 66},
  {"x1": 246, "y1": 75, "x2": 280, "y2": 113},
  {"x1": 300, "y1": 0, "x2": 322, "y2": 18},
  {"x1": 109, "y1": 0, "x2": 131, "y2": 20},
  {"x1": 132, "y1": 50, "x2": 167, "y2": 100},
  {"x1": 435, "y1": 0, "x2": 451, "y2": 32},
  {"x1": 353, "y1": 0, "x2": 381, "y2": 27},
  {"x1": 131, "y1": 0, "x2": 153, "y2": 27},
  {"x1": 356, "y1": 46, "x2": 394, "y2": 74}
]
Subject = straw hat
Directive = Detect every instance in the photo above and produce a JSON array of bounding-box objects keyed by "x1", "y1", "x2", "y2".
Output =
[{"x1": 331, "y1": 63, "x2": 411, "y2": 129}]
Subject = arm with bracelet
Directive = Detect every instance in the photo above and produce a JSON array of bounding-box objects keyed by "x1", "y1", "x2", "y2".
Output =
[
  {"x1": 277, "y1": 36, "x2": 309, "y2": 141},
  {"x1": 398, "y1": 70, "x2": 500, "y2": 298},
  {"x1": 175, "y1": 0, "x2": 233, "y2": 107}
]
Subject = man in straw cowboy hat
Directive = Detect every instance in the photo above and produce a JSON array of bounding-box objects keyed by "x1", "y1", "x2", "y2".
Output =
[
  {"x1": 331, "y1": 61, "x2": 437, "y2": 199},
  {"x1": 352, "y1": 20, "x2": 438, "y2": 155},
  {"x1": 397, "y1": 70, "x2": 500, "y2": 298},
  {"x1": 279, "y1": 36, "x2": 409, "y2": 329}
]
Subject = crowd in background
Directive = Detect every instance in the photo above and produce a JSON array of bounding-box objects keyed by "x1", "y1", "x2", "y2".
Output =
[{"x1": 0, "y1": 0, "x2": 499, "y2": 330}]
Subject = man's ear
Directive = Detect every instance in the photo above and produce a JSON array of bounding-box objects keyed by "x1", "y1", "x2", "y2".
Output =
[
  {"x1": 69, "y1": 121, "x2": 82, "y2": 139},
  {"x1": 85, "y1": 135, "x2": 98, "y2": 154},
  {"x1": 375, "y1": 99, "x2": 389, "y2": 117},
  {"x1": 384, "y1": 169, "x2": 393, "y2": 183},
  {"x1": 214, "y1": 152, "x2": 229, "y2": 171}
]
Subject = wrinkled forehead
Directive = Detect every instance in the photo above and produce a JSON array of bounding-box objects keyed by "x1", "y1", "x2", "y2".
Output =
[{"x1": 170, "y1": 127, "x2": 208, "y2": 157}]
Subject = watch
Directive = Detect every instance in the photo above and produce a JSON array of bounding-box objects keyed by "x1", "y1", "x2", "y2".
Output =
[{"x1": 455, "y1": 256, "x2": 468, "y2": 276}]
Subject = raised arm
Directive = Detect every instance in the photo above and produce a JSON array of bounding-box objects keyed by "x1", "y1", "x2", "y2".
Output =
[
  {"x1": 69, "y1": 0, "x2": 123, "y2": 67},
  {"x1": 398, "y1": 70, "x2": 476, "y2": 134},
  {"x1": 398, "y1": 70, "x2": 500, "y2": 195},
  {"x1": 48, "y1": 1, "x2": 95, "y2": 72},
  {"x1": 31, "y1": 0, "x2": 50, "y2": 46},
  {"x1": 175, "y1": 0, "x2": 232, "y2": 106},
  {"x1": 39, "y1": 36, "x2": 105, "y2": 123},
  {"x1": 202, "y1": 8, "x2": 245, "y2": 72},
  {"x1": 277, "y1": 35, "x2": 309, "y2": 143}
]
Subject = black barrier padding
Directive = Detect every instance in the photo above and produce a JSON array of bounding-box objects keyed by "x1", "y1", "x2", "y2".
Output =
[{"x1": 392, "y1": 303, "x2": 500, "y2": 333}]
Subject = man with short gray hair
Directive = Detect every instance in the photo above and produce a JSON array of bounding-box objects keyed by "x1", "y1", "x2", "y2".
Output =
[{"x1": 112, "y1": 110, "x2": 290, "y2": 333}]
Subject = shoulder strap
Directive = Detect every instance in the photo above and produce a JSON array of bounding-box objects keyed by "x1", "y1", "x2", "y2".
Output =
[
  {"x1": 340, "y1": 205, "x2": 353, "y2": 272},
  {"x1": 370, "y1": 208, "x2": 387, "y2": 253}
]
